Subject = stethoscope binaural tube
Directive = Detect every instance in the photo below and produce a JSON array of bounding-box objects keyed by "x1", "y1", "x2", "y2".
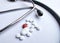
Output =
[{"x1": 0, "y1": 0, "x2": 36, "y2": 32}]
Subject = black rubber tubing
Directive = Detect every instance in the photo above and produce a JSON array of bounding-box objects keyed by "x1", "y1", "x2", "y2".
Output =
[{"x1": 33, "y1": 0, "x2": 60, "y2": 26}]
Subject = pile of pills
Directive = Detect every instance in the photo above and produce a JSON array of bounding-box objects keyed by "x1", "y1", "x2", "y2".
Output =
[{"x1": 15, "y1": 19, "x2": 40, "y2": 41}]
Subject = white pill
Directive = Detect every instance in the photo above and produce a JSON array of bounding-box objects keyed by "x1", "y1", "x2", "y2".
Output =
[
  {"x1": 20, "y1": 29, "x2": 27, "y2": 36},
  {"x1": 31, "y1": 22, "x2": 37, "y2": 26},
  {"x1": 25, "y1": 19, "x2": 29, "y2": 22},
  {"x1": 26, "y1": 22, "x2": 31, "y2": 28},
  {"x1": 21, "y1": 27, "x2": 29, "y2": 36},
  {"x1": 29, "y1": 19, "x2": 34, "y2": 23},
  {"x1": 32, "y1": 21, "x2": 40, "y2": 31},
  {"x1": 29, "y1": 25, "x2": 35, "y2": 32},
  {"x1": 26, "y1": 32, "x2": 32, "y2": 37},
  {"x1": 19, "y1": 36, "x2": 25, "y2": 41},
  {"x1": 16, "y1": 33, "x2": 20, "y2": 38},
  {"x1": 29, "y1": 29, "x2": 34, "y2": 33},
  {"x1": 34, "y1": 26, "x2": 40, "y2": 31}
]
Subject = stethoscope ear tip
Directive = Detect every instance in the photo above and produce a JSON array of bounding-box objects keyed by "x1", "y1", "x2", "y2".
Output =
[{"x1": 37, "y1": 9, "x2": 43, "y2": 16}]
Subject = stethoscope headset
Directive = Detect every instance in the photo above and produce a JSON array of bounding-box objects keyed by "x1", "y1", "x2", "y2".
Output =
[{"x1": 0, "y1": 0, "x2": 60, "y2": 33}]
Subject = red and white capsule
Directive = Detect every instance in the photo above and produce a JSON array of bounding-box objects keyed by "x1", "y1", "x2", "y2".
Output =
[{"x1": 21, "y1": 23, "x2": 29, "y2": 36}]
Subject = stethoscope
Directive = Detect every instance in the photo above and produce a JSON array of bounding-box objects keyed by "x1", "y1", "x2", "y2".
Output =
[{"x1": 0, "y1": 0, "x2": 60, "y2": 33}]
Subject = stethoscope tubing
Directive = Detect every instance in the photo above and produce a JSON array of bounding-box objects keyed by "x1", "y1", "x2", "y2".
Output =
[{"x1": 33, "y1": 0, "x2": 60, "y2": 26}]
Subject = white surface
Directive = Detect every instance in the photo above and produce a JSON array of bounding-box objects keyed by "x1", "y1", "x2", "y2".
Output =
[{"x1": 0, "y1": 0, "x2": 60, "y2": 43}]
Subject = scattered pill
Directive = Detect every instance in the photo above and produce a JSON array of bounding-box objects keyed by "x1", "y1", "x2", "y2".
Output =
[
  {"x1": 29, "y1": 29, "x2": 34, "y2": 33},
  {"x1": 16, "y1": 33, "x2": 20, "y2": 38},
  {"x1": 20, "y1": 29, "x2": 27, "y2": 36},
  {"x1": 26, "y1": 32, "x2": 32, "y2": 37},
  {"x1": 19, "y1": 36, "x2": 25, "y2": 41},
  {"x1": 34, "y1": 26, "x2": 40, "y2": 31},
  {"x1": 29, "y1": 25, "x2": 35, "y2": 33},
  {"x1": 29, "y1": 19, "x2": 34, "y2": 23}
]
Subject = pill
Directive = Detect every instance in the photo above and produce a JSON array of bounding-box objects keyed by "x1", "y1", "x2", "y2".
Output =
[
  {"x1": 29, "y1": 19, "x2": 34, "y2": 23},
  {"x1": 16, "y1": 33, "x2": 20, "y2": 38},
  {"x1": 34, "y1": 26, "x2": 40, "y2": 31},
  {"x1": 31, "y1": 22, "x2": 36, "y2": 26},
  {"x1": 26, "y1": 32, "x2": 32, "y2": 37},
  {"x1": 26, "y1": 22, "x2": 31, "y2": 28},
  {"x1": 29, "y1": 25, "x2": 35, "y2": 33},
  {"x1": 31, "y1": 22, "x2": 40, "y2": 31},
  {"x1": 20, "y1": 29, "x2": 27, "y2": 36},
  {"x1": 29, "y1": 29, "x2": 34, "y2": 33},
  {"x1": 25, "y1": 20, "x2": 29, "y2": 22},
  {"x1": 19, "y1": 36, "x2": 25, "y2": 41}
]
